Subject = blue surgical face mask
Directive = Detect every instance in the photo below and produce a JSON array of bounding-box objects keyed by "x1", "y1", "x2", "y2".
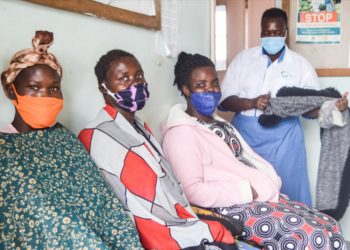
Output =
[
  {"x1": 261, "y1": 36, "x2": 286, "y2": 55},
  {"x1": 190, "y1": 92, "x2": 222, "y2": 117},
  {"x1": 102, "y1": 83, "x2": 150, "y2": 112}
]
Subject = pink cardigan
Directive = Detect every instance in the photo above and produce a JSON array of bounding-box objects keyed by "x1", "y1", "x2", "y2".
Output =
[
  {"x1": 0, "y1": 124, "x2": 18, "y2": 133},
  {"x1": 162, "y1": 104, "x2": 281, "y2": 208}
]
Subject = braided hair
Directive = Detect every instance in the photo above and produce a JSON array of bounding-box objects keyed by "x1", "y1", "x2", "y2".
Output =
[
  {"x1": 261, "y1": 8, "x2": 288, "y2": 27},
  {"x1": 173, "y1": 52, "x2": 215, "y2": 95},
  {"x1": 95, "y1": 49, "x2": 136, "y2": 85}
]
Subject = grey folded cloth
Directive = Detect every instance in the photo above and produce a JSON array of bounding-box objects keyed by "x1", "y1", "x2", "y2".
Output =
[{"x1": 259, "y1": 87, "x2": 350, "y2": 221}]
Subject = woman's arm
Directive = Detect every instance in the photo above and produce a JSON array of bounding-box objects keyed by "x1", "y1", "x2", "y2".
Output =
[
  {"x1": 163, "y1": 127, "x2": 254, "y2": 207},
  {"x1": 220, "y1": 94, "x2": 271, "y2": 112}
]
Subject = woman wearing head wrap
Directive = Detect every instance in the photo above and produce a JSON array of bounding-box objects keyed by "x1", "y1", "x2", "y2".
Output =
[
  {"x1": 162, "y1": 52, "x2": 347, "y2": 250},
  {"x1": 0, "y1": 31, "x2": 142, "y2": 249},
  {"x1": 1, "y1": 31, "x2": 63, "y2": 132}
]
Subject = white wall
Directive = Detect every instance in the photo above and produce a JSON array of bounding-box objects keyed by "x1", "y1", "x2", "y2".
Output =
[{"x1": 0, "y1": 0, "x2": 211, "y2": 140}]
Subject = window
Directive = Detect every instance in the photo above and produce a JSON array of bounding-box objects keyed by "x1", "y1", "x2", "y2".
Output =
[
  {"x1": 215, "y1": 4, "x2": 227, "y2": 71},
  {"x1": 212, "y1": 0, "x2": 275, "y2": 74}
]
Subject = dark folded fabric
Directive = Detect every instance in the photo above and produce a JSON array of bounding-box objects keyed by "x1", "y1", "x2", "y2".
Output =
[
  {"x1": 183, "y1": 239, "x2": 239, "y2": 250},
  {"x1": 258, "y1": 87, "x2": 341, "y2": 127},
  {"x1": 258, "y1": 86, "x2": 350, "y2": 221},
  {"x1": 191, "y1": 205, "x2": 244, "y2": 236}
]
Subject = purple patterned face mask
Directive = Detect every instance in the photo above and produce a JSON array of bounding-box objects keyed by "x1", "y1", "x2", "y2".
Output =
[{"x1": 102, "y1": 83, "x2": 150, "y2": 112}]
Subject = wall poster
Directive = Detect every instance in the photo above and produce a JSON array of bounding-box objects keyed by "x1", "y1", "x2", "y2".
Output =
[{"x1": 296, "y1": 0, "x2": 341, "y2": 44}]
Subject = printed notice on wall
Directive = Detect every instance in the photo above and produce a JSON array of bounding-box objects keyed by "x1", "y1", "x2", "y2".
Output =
[{"x1": 296, "y1": 0, "x2": 341, "y2": 44}]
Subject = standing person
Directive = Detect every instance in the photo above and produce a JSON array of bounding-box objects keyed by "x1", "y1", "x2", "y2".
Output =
[
  {"x1": 219, "y1": 8, "x2": 318, "y2": 206},
  {"x1": 78, "y1": 49, "x2": 239, "y2": 250},
  {"x1": 0, "y1": 31, "x2": 141, "y2": 249}
]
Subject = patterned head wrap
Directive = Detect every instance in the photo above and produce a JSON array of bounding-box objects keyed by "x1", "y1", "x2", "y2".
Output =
[{"x1": 1, "y1": 31, "x2": 62, "y2": 88}]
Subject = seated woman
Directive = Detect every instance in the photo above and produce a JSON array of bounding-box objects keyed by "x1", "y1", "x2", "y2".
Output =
[
  {"x1": 0, "y1": 31, "x2": 141, "y2": 249},
  {"x1": 78, "y1": 49, "x2": 244, "y2": 250},
  {"x1": 162, "y1": 52, "x2": 347, "y2": 250}
]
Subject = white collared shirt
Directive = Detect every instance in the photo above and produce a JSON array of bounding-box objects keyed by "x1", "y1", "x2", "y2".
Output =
[{"x1": 220, "y1": 46, "x2": 320, "y2": 116}]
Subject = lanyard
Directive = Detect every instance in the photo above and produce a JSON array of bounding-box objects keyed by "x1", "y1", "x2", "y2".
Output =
[{"x1": 133, "y1": 122, "x2": 163, "y2": 157}]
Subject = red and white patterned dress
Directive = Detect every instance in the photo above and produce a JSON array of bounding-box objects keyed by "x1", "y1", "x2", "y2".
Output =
[{"x1": 78, "y1": 105, "x2": 235, "y2": 249}]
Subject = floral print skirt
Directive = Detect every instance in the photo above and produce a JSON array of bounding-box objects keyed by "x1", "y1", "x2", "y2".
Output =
[{"x1": 213, "y1": 195, "x2": 346, "y2": 250}]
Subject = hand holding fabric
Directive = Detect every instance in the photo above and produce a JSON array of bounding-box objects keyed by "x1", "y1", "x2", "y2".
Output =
[
  {"x1": 336, "y1": 92, "x2": 348, "y2": 111},
  {"x1": 254, "y1": 92, "x2": 271, "y2": 110}
]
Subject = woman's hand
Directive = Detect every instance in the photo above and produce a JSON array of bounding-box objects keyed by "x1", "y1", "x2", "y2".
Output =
[{"x1": 336, "y1": 92, "x2": 348, "y2": 111}]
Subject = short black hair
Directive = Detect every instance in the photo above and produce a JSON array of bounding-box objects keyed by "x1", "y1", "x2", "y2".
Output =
[
  {"x1": 95, "y1": 49, "x2": 136, "y2": 85},
  {"x1": 261, "y1": 8, "x2": 288, "y2": 27},
  {"x1": 174, "y1": 52, "x2": 215, "y2": 94}
]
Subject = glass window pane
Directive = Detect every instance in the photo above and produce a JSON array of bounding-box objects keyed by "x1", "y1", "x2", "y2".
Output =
[{"x1": 215, "y1": 5, "x2": 227, "y2": 71}]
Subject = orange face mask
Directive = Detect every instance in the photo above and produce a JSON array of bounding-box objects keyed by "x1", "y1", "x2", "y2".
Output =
[{"x1": 12, "y1": 85, "x2": 63, "y2": 129}]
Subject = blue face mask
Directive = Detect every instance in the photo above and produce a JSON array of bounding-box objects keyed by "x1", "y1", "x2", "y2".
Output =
[
  {"x1": 261, "y1": 36, "x2": 286, "y2": 55},
  {"x1": 190, "y1": 92, "x2": 222, "y2": 117}
]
